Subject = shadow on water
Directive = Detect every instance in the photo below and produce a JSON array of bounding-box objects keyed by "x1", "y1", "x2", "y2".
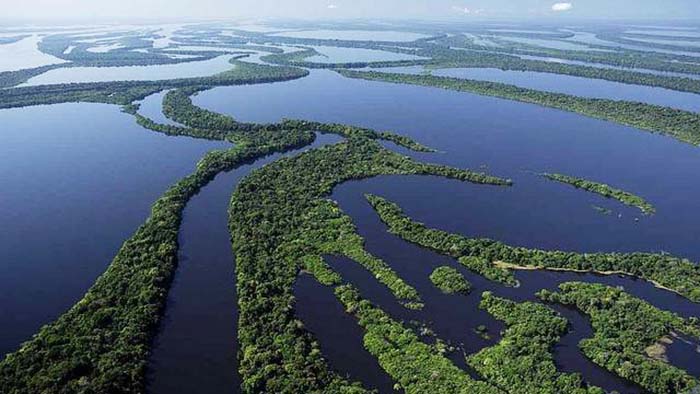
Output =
[{"x1": 147, "y1": 134, "x2": 343, "y2": 394}]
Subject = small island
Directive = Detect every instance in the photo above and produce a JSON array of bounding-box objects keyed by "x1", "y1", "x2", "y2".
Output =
[
  {"x1": 542, "y1": 172, "x2": 656, "y2": 215},
  {"x1": 429, "y1": 266, "x2": 472, "y2": 294}
]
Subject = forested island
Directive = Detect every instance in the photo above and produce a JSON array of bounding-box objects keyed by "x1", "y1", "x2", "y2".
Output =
[{"x1": 430, "y1": 266, "x2": 472, "y2": 294}]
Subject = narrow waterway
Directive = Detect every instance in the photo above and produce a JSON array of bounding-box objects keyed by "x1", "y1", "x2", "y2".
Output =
[
  {"x1": 147, "y1": 134, "x2": 343, "y2": 394},
  {"x1": 293, "y1": 174, "x2": 700, "y2": 393}
]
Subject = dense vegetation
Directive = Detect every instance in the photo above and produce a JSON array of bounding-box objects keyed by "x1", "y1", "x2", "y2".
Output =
[
  {"x1": 429, "y1": 266, "x2": 471, "y2": 294},
  {"x1": 458, "y1": 255, "x2": 518, "y2": 286},
  {"x1": 622, "y1": 32, "x2": 700, "y2": 43},
  {"x1": 543, "y1": 172, "x2": 656, "y2": 215},
  {"x1": 5, "y1": 81, "x2": 480, "y2": 391},
  {"x1": 539, "y1": 282, "x2": 700, "y2": 394},
  {"x1": 228, "y1": 132, "x2": 510, "y2": 393},
  {"x1": 425, "y1": 50, "x2": 700, "y2": 95},
  {"x1": 160, "y1": 91, "x2": 446, "y2": 155},
  {"x1": 281, "y1": 119, "x2": 438, "y2": 153},
  {"x1": 334, "y1": 285, "x2": 502, "y2": 394},
  {"x1": 468, "y1": 292, "x2": 603, "y2": 394},
  {"x1": 339, "y1": 70, "x2": 700, "y2": 146},
  {"x1": 254, "y1": 27, "x2": 700, "y2": 93},
  {"x1": 366, "y1": 194, "x2": 700, "y2": 302}
]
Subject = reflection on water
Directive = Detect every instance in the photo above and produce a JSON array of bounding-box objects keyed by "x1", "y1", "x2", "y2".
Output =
[
  {"x1": 295, "y1": 274, "x2": 399, "y2": 393},
  {"x1": 3, "y1": 24, "x2": 700, "y2": 392}
]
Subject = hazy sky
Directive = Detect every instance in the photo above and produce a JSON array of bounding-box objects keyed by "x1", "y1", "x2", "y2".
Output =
[{"x1": 1, "y1": 0, "x2": 698, "y2": 21}]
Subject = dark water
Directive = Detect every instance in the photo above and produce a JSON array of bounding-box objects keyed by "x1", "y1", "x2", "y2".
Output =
[
  {"x1": 431, "y1": 67, "x2": 700, "y2": 112},
  {"x1": 666, "y1": 333, "x2": 700, "y2": 378},
  {"x1": 294, "y1": 273, "x2": 400, "y2": 394},
  {"x1": 194, "y1": 69, "x2": 700, "y2": 261},
  {"x1": 147, "y1": 134, "x2": 343, "y2": 394},
  {"x1": 190, "y1": 69, "x2": 700, "y2": 391},
  {"x1": 549, "y1": 305, "x2": 642, "y2": 392},
  {"x1": 290, "y1": 175, "x2": 700, "y2": 392},
  {"x1": 0, "y1": 102, "x2": 228, "y2": 358}
]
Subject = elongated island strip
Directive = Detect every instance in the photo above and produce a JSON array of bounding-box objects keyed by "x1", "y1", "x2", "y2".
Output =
[
  {"x1": 2, "y1": 27, "x2": 699, "y2": 394},
  {"x1": 0, "y1": 58, "x2": 310, "y2": 109},
  {"x1": 542, "y1": 172, "x2": 656, "y2": 215},
  {"x1": 364, "y1": 194, "x2": 700, "y2": 302},
  {"x1": 263, "y1": 43, "x2": 700, "y2": 95},
  {"x1": 431, "y1": 33, "x2": 700, "y2": 77},
  {"x1": 333, "y1": 285, "x2": 504, "y2": 394},
  {"x1": 336, "y1": 70, "x2": 700, "y2": 147}
]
